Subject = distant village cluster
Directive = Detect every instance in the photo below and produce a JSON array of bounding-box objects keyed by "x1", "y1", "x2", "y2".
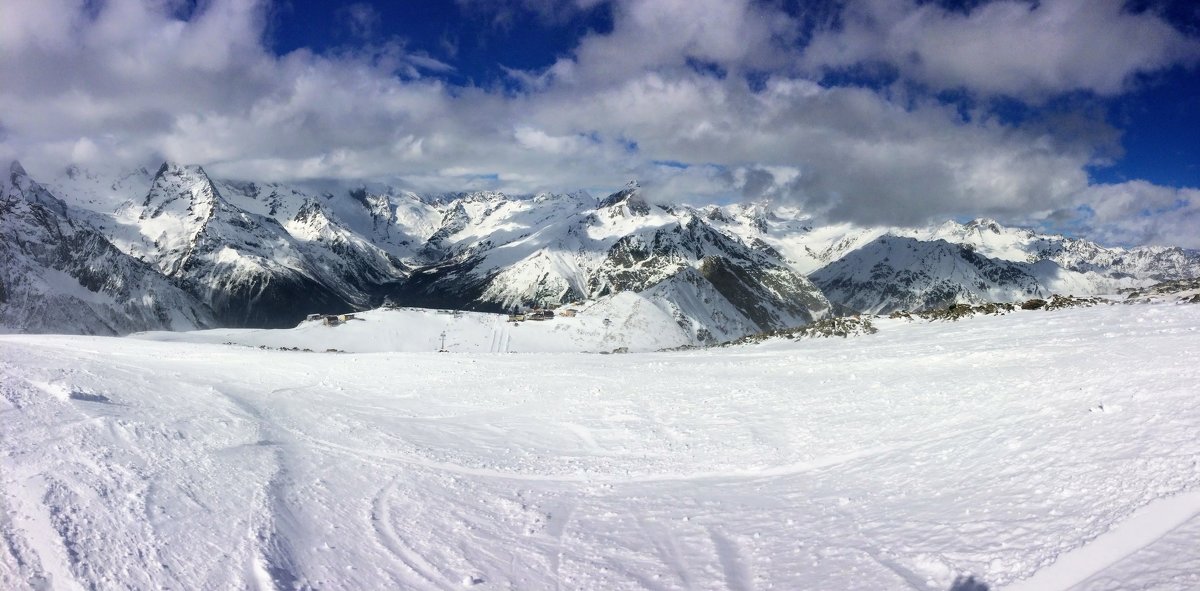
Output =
[
  {"x1": 508, "y1": 307, "x2": 577, "y2": 322},
  {"x1": 306, "y1": 305, "x2": 583, "y2": 328},
  {"x1": 306, "y1": 312, "x2": 357, "y2": 326}
]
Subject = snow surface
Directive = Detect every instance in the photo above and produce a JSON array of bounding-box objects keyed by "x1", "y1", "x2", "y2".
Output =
[
  {"x1": 132, "y1": 302, "x2": 692, "y2": 354},
  {"x1": 2, "y1": 303, "x2": 1200, "y2": 590},
  {"x1": 18, "y1": 162, "x2": 1197, "y2": 338},
  {"x1": 708, "y1": 206, "x2": 1193, "y2": 299}
]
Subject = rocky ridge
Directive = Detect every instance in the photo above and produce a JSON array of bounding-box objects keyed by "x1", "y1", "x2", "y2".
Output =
[{"x1": 3, "y1": 160, "x2": 1198, "y2": 339}]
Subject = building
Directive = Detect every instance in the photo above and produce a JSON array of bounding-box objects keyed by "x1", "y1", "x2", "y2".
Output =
[
  {"x1": 527, "y1": 310, "x2": 555, "y2": 321},
  {"x1": 311, "y1": 312, "x2": 356, "y2": 326}
]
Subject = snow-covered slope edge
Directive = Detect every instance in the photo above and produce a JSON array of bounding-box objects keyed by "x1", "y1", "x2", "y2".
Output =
[
  {"x1": 3, "y1": 303, "x2": 1198, "y2": 589},
  {"x1": 0, "y1": 162, "x2": 215, "y2": 335},
  {"x1": 134, "y1": 300, "x2": 696, "y2": 353}
]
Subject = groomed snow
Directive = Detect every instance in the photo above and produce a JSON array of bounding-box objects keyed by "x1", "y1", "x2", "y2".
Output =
[
  {"x1": 131, "y1": 301, "x2": 693, "y2": 354},
  {"x1": 2, "y1": 303, "x2": 1199, "y2": 590}
]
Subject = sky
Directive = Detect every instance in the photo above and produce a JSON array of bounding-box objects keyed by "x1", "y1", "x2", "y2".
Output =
[{"x1": 1, "y1": 0, "x2": 1198, "y2": 248}]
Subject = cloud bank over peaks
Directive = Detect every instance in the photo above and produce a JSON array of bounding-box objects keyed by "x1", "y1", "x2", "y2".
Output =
[
  {"x1": 0, "y1": 0, "x2": 1197, "y2": 248},
  {"x1": 1066, "y1": 181, "x2": 1200, "y2": 249}
]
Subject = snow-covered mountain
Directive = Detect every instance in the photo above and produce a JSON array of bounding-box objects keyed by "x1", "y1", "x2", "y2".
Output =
[
  {"x1": 0, "y1": 162, "x2": 214, "y2": 335},
  {"x1": 710, "y1": 206, "x2": 1199, "y2": 314},
  {"x1": 924, "y1": 217, "x2": 1200, "y2": 281},
  {"x1": 4, "y1": 161, "x2": 1199, "y2": 337},
  {"x1": 809, "y1": 235, "x2": 1050, "y2": 314},
  {"x1": 111, "y1": 163, "x2": 410, "y2": 327},
  {"x1": 392, "y1": 183, "x2": 832, "y2": 343}
]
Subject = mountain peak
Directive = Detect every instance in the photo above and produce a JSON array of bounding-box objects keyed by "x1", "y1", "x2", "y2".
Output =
[
  {"x1": 598, "y1": 181, "x2": 648, "y2": 214},
  {"x1": 4, "y1": 160, "x2": 26, "y2": 193},
  {"x1": 965, "y1": 218, "x2": 1003, "y2": 233},
  {"x1": 154, "y1": 161, "x2": 210, "y2": 179},
  {"x1": 4, "y1": 159, "x2": 69, "y2": 216},
  {"x1": 143, "y1": 161, "x2": 223, "y2": 214},
  {"x1": 149, "y1": 161, "x2": 219, "y2": 192},
  {"x1": 811, "y1": 234, "x2": 1047, "y2": 314}
]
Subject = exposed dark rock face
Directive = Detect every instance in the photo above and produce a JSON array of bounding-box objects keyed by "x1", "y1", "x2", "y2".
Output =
[
  {"x1": 0, "y1": 162, "x2": 215, "y2": 335},
  {"x1": 9, "y1": 162, "x2": 1199, "y2": 339},
  {"x1": 812, "y1": 236, "x2": 1049, "y2": 314},
  {"x1": 128, "y1": 163, "x2": 403, "y2": 327}
]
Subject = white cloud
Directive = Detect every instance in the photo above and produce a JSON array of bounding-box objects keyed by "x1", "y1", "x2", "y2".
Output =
[
  {"x1": 339, "y1": 3, "x2": 382, "y2": 39},
  {"x1": 561, "y1": 0, "x2": 797, "y2": 85},
  {"x1": 0, "y1": 0, "x2": 1196, "y2": 248},
  {"x1": 803, "y1": 0, "x2": 1200, "y2": 99},
  {"x1": 455, "y1": 0, "x2": 609, "y2": 28},
  {"x1": 513, "y1": 127, "x2": 594, "y2": 154},
  {"x1": 521, "y1": 71, "x2": 1101, "y2": 224},
  {"x1": 0, "y1": 0, "x2": 84, "y2": 54},
  {"x1": 1064, "y1": 182, "x2": 1200, "y2": 248}
]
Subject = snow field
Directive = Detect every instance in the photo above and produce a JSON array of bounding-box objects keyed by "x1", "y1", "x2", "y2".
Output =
[
  {"x1": 131, "y1": 302, "x2": 693, "y2": 354},
  {"x1": 1, "y1": 303, "x2": 1199, "y2": 589}
]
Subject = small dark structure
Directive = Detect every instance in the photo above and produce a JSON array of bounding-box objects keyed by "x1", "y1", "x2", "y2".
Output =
[
  {"x1": 1021, "y1": 298, "x2": 1047, "y2": 310},
  {"x1": 527, "y1": 309, "x2": 555, "y2": 321},
  {"x1": 309, "y1": 312, "x2": 357, "y2": 326}
]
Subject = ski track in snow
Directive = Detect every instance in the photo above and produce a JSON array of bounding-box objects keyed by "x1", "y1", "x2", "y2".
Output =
[
  {"x1": 370, "y1": 478, "x2": 446, "y2": 588},
  {"x1": 489, "y1": 315, "x2": 502, "y2": 354},
  {"x1": 2, "y1": 304, "x2": 1200, "y2": 589},
  {"x1": 1004, "y1": 491, "x2": 1200, "y2": 591}
]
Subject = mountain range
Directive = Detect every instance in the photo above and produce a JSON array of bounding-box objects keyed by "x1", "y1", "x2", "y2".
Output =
[{"x1": 2, "y1": 160, "x2": 1197, "y2": 342}]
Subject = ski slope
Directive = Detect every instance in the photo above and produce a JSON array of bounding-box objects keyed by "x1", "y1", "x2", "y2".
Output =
[
  {"x1": 2, "y1": 303, "x2": 1199, "y2": 590},
  {"x1": 130, "y1": 299, "x2": 693, "y2": 354}
]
